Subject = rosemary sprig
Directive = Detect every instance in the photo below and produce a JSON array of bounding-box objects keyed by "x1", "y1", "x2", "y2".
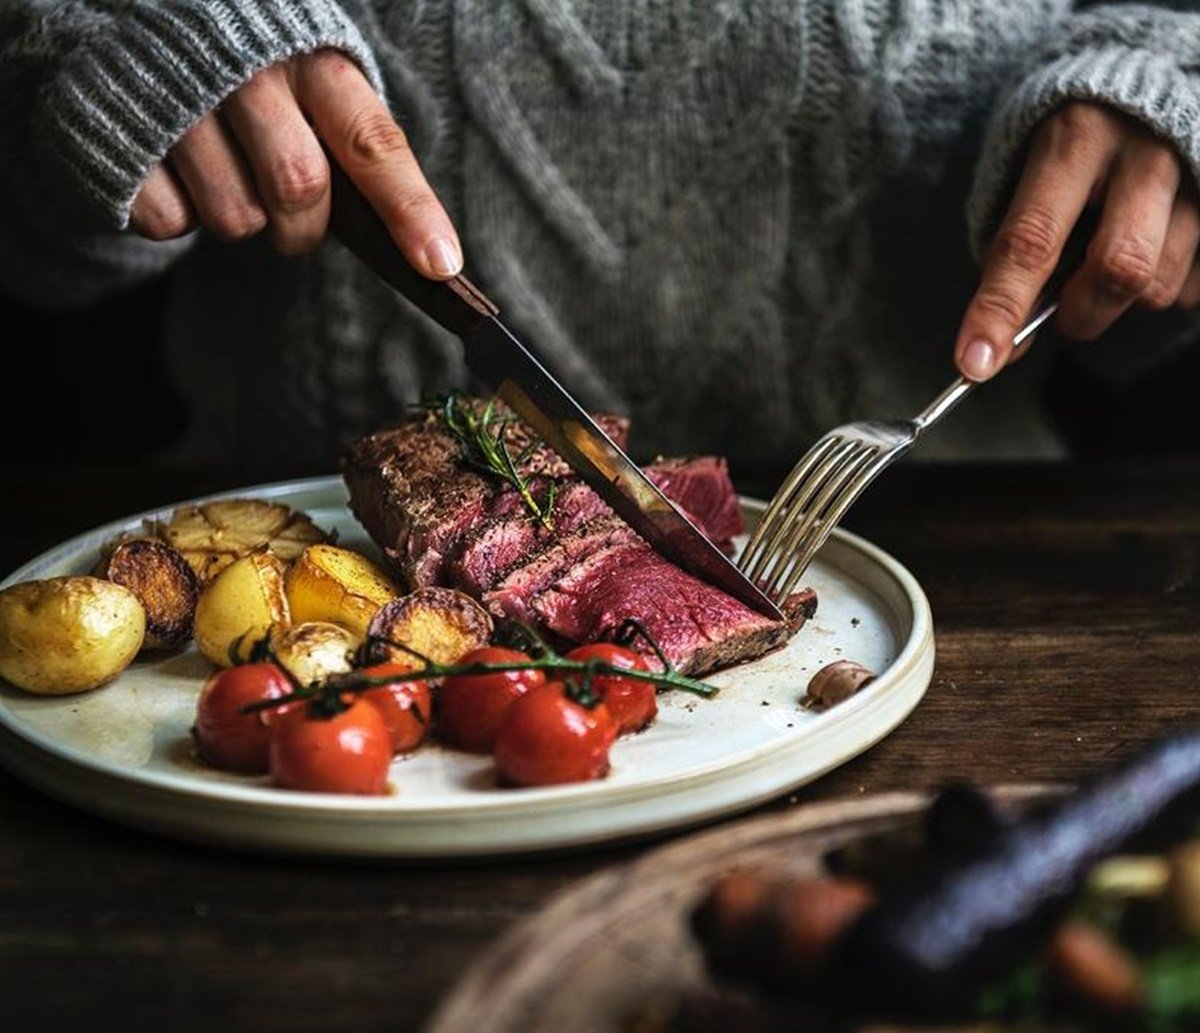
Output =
[
  {"x1": 431, "y1": 393, "x2": 556, "y2": 530},
  {"x1": 240, "y1": 636, "x2": 718, "y2": 716}
]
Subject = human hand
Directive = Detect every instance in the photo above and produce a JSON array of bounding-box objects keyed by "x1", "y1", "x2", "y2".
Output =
[
  {"x1": 955, "y1": 102, "x2": 1200, "y2": 381},
  {"x1": 129, "y1": 49, "x2": 461, "y2": 278}
]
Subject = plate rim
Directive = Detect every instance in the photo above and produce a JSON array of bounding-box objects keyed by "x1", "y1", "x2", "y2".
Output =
[{"x1": 0, "y1": 474, "x2": 935, "y2": 851}]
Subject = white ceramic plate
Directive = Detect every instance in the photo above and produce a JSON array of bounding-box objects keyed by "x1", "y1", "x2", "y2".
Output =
[{"x1": 0, "y1": 476, "x2": 934, "y2": 858}]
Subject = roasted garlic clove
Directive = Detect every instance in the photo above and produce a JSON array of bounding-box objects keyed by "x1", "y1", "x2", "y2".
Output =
[{"x1": 805, "y1": 660, "x2": 875, "y2": 709}]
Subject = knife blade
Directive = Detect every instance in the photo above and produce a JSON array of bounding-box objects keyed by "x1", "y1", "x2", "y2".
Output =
[{"x1": 326, "y1": 160, "x2": 784, "y2": 621}]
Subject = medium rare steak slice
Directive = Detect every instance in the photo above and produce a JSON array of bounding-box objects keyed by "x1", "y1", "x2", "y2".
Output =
[
  {"x1": 449, "y1": 481, "x2": 611, "y2": 595},
  {"x1": 528, "y1": 538, "x2": 791, "y2": 676},
  {"x1": 645, "y1": 457, "x2": 745, "y2": 553},
  {"x1": 483, "y1": 516, "x2": 638, "y2": 624},
  {"x1": 452, "y1": 459, "x2": 743, "y2": 595}
]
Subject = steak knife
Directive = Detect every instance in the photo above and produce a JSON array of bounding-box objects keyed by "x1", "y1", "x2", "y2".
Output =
[{"x1": 327, "y1": 162, "x2": 783, "y2": 621}]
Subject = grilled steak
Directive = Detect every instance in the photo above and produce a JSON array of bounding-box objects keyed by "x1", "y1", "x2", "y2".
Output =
[
  {"x1": 645, "y1": 456, "x2": 745, "y2": 554},
  {"x1": 342, "y1": 405, "x2": 814, "y2": 675}
]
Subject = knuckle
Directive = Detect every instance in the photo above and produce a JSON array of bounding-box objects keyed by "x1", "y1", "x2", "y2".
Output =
[
  {"x1": 1096, "y1": 241, "x2": 1157, "y2": 298},
  {"x1": 137, "y1": 202, "x2": 192, "y2": 241},
  {"x1": 345, "y1": 110, "x2": 411, "y2": 168},
  {"x1": 971, "y1": 287, "x2": 1028, "y2": 329},
  {"x1": 266, "y1": 153, "x2": 328, "y2": 212},
  {"x1": 993, "y1": 206, "x2": 1062, "y2": 272}
]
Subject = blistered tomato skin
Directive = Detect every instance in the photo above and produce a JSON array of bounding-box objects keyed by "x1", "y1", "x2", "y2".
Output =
[
  {"x1": 563, "y1": 643, "x2": 657, "y2": 735},
  {"x1": 357, "y1": 661, "x2": 432, "y2": 754},
  {"x1": 269, "y1": 698, "x2": 392, "y2": 795},
  {"x1": 440, "y1": 647, "x2": 547, "y2": 753},
  {"x1": 192, "y1": 662, "x2": 295, "y2": 773},
  {"x1": 493, "y1": 683, "x2": 617, "y2": 787}
]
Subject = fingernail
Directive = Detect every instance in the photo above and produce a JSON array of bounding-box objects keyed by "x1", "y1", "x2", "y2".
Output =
[
  {"x1": 426, "y1": 237, "x2": 462, "y2": 277},
  {"x1": 961, "y1": 338, "x2": 997, "y2": 381}
]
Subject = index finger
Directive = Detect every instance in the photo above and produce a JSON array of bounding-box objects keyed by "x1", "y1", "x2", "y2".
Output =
[
  {"x1": 955, "y1": 108, "x2": 1115, "y2": 380},
  {"x1": 295, "y1": 50, "x2": 462, "y2": 280}
]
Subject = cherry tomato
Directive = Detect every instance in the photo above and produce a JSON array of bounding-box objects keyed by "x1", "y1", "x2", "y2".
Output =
[
  {"x1": 192, "y1": 662, "x2": 295, "y2": 773},
  {"x1": 493, "y1": 682, "x2": 617, "y2": 787},
  {"x1": 439, "y1": 646, "x2": 547, "y2": 753},
  {"x1": 268, "y1": 698, "x2": 392, "y2": 795},
  {"x1": 356, "y1": 661, "x2": 432, "y2": 754},
  {"x1": 563, "y1": 643, "x2": 657, "y2": 735}
]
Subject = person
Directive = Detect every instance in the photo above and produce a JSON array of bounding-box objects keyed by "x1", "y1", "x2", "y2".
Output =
[{"x1": 1, "y1": 1, "x2": 1197, "y2": 479}]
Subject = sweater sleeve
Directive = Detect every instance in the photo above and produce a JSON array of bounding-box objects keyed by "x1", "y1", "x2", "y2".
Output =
[
  {"x1": 966, "y1": 3, "x2": 1200, "y2": 254},
  {"x1": 0, "y1": 0, "x2": 383, "y2": 308}
]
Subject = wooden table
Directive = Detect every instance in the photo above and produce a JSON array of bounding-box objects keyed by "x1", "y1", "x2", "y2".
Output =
[{"x1": 1, "y1": 460, "x2": 1196, "y2": 1032}]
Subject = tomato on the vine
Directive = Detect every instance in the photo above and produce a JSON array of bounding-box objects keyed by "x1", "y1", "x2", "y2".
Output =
[
  {"x1": 357, "y1": 661, "x2": 431, "y2": 754},
  {"x1": 493, "y1": 682, "x2": 617, "y2": 787},
  {"x1": 268, "y1": 697, "x2": 392, "y2": 795},
  {"x1": 439, "y1": 646, "x2": 547, "y2": 753},
  {"x1": 192, "y1": 662, "x2": 295, "y2": 773},
  {"x1": 563, "y1": 643, "x2": 657, "y2": 735}
]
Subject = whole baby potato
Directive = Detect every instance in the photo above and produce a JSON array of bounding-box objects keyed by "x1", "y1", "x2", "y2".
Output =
[{"x1": 0, "y1": 576, "x2": 146, "y2": 694}]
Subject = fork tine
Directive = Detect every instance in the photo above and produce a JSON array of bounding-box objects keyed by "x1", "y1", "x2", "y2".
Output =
[
  {"x1": 756, "y1": 443, "x2": 877, "y2": 598},
  {"x1": 739, "y1": 434, "x2": 842, "y2": 576},
  {"x1": 741, "y1": 437, "x2": 854, "y2": 583},
  {"x1": 770, "y1": 447, "x2": 894, "y2": 601}
]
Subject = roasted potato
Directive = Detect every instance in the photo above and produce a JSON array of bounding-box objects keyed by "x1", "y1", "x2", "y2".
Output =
[
  {"x1": 95, "y1": 538, "x2": 199, "y2": 650},
  {"x1": 194, "y1": 549, "x2": 290, "y2": 667},
  {"x1": 284, "y1": 544, "x2": 400, "y2": 640},
  {"x1": 269, "y1": 621, "x2": 356, "y2": 687},
  {"x1": 0, "y1": 576, "x2": 146, "y2": 694},
  {"x1": 159, "y1": 497, "x2": 328, "y2": 582},
  {"x1": 365, "y1": 587, "x2": 493, "y2": 666}
]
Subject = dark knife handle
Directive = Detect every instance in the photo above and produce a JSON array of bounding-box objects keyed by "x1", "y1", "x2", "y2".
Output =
[{"x1": 325, "y1": 149, "x2": 498, "y2": 337}]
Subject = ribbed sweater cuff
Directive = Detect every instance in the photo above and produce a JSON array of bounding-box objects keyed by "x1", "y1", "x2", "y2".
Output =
[
  {"x1": 40, "y1": 0, "x2": 383, "y2": 229},
  {"x1": 967, "y1": 46, "x2": 1200, "y2": 258}
]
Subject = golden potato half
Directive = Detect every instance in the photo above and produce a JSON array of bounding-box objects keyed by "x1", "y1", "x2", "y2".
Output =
[
  {"x1": 366, "y1": 587, "x2": 493, "y2": 666},
  {"x1": 285, "y1": 544, "x2": 400, "y2": 640},
  {"x1": 194, "y1": 550, "x2": 290, "y2": 667},
  {"x1": 0, "y1": 576, "x2": 146, "y2": 695}
]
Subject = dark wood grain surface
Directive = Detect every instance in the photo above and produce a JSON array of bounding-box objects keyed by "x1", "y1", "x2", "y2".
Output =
[{"x1": 1, "y1": 460, "x2": 1197, "y2": 1032}]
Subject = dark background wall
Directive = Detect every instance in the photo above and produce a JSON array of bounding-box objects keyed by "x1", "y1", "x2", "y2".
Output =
[{"x1": 1, "y1": 271, "x2": 1198, "y2": 475}]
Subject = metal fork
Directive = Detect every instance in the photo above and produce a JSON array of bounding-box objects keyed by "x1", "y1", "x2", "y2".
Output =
[{"x1": 738, "y1": 298, "x2": 1059, "y2": 605}]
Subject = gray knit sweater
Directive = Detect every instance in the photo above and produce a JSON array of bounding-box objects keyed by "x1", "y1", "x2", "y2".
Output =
[{"x1": 2, "y1": 1, "x2": 1199, "y2": 475}]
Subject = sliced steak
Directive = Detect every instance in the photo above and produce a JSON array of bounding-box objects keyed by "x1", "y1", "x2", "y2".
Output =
[
  {"x1": 528, "y1": 539, "x2": 791, "y2": 676},
  {"x1": 483, "y1": 516, "x2": 638, "y2": 624},
  {"x1": 342, "y1": 402, "x2": 814, "y2": 677},
  {"x1": 449, "y1": 481, "x2": 610, "y2": 595},
  {"x1": 645, "y1": 456, "x2": 745, "y2": 552},
  {"x1": 342, "y1": 409, "x2": 629, "y2": 588},
  {"x1": 342, "y1": 413, "x2": 494, "y2": 588}
]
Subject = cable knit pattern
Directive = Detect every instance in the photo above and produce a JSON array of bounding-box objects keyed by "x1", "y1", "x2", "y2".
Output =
[
  {"x1": 0, "y1": 0, "x2": 1198, "y2": 472},
  {"x1": 43, "y1": 0, "x2": 383, "y2": 225},
  {"x1": 968, "y1": 6, "x2": 1200, "y2": 253}
]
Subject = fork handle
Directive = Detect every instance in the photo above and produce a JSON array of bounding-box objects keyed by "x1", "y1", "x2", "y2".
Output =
[
  {"x1": 913, "y1": 297, "x2": 1059, "y2": 432},
  {"x1": 914, "y1": 207, "x2": 1097, "y2": 433}
]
